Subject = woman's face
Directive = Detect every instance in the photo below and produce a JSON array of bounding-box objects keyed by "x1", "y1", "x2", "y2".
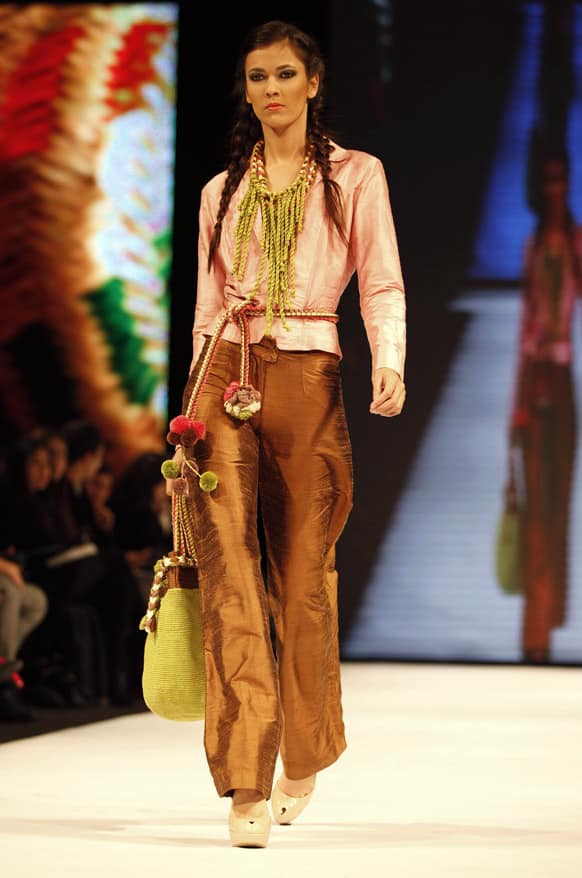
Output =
[
  {"x1": 86, "y1": 470, "x2": 113, "y2": 505},
  {"x1": 542, "y1": 159, "x2": 568, "y2": 204},
  {"x1": 83, "y1": 446, "x2": 105, "y2": 481},
  {"x1": 25, "y1": 446, "x2": 53, "y2": 493},
  {"x1": 47, "y1": 436, "x2": 68, "y2": 481},
  {"x1": 244, "y1": 39, "x2": 319, "y2": 136}
]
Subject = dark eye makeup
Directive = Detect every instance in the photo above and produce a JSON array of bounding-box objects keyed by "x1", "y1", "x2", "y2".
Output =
[{"x1": 248, "y1": 68, "x2": 297, "y2": 81}]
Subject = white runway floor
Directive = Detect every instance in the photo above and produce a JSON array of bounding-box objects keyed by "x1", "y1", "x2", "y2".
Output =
[{"x1": 1, "y1": 663, "x2": 581, "y2": 877}]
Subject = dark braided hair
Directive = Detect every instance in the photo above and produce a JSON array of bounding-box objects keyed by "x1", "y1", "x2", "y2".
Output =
[
  {"x1": 533, "y1": 147, "x2": 581, "y2": 285},
  {"x1": 207, "y1": 20, "x2": 347, "y2": 272}
]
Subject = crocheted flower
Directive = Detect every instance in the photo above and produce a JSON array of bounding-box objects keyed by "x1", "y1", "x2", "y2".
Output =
[
  {"x1": 161, "y1": 459, "x2": 180, "y2": 480},
  {"x1": 223, "y1": 381, "x2": 241, "y2": 402},
  {"x1": 224, "y1": 383, "x2": 262, "y2": 420},
  {"x1": 199, "y1": 471, "x2": 219, "y2": 492}
]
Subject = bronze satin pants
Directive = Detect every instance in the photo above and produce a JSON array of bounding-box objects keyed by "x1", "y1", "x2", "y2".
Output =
[
  {"x1": 181, "y1": 333, "x2": 353, "y2": 800},
  {"x1": 520, "y1": 361, "x2": 576, "y2": 654}
]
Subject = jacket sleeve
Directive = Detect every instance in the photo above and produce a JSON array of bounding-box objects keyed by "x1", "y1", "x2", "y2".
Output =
[
  {"x1": 576, "y1": 227, "x2": 582, "y2": 298},
  {"x1": 349, "y1": 157, "x2": 406, "y2": 378},
  {"x1": 190, "y1": 182, "x2": 227, "y2": 372}
]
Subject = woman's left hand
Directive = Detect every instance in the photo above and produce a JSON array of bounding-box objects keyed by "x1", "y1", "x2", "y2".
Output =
[{"x1": 370, "y1": 367, "x2": 406, "y2": 417}]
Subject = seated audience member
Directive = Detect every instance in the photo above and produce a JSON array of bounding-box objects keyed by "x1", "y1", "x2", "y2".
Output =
[
  {"x1": 61, "y1": 421, "x2": 106, "y2": 541},
  {"x1": 1, "y1": 431, "x2": 138, "y2": 705},
  {"x1": 0, "y1": 555, "x2": 48, "y2": 722},
  {"x1": 45, "y1": 428, "x2": 69, "y2": 485},
  {"x1": 0, "y1": 434, "x2": 103, "y2": 707},
  {"x1": 110, "y1": 453, "x2": 172, "y2": 599},
  {"x1": 58, "y1": 421, "x2": 144, "y2": 702},
  {"x1": 85, "y1": 466, "x2": 116, "y2": 547}
]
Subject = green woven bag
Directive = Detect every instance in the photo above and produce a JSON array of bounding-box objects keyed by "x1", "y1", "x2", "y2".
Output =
[
  {"x1": 141, "y1": 565, "x2": 205, "y2": 721},
  {"x1": 495, "y1": 507, "x2": 523, "y2": 595},
  {"x1": 139, "y1": 356, "x2": 220, "y2": 721},
  {"x1": 139, "y1": 494, "x2": 206, "y2": 721}
]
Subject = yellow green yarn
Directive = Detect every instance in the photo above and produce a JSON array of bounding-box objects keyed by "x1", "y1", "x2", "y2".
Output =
[
  {"x1": 199, "y1": 470, "x2": 219, "y2": 492},
  {"x1": 231, "y1": 140, "x2": 317, "y2": 334},
  {"x1": 161, "y1": 459, "x2": 180, "y2": 480}
]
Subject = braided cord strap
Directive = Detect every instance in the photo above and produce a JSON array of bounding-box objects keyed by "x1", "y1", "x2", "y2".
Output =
[
  {"x1": 139, "y1": 499, "x2": 197, "y2": 634},
  {"x1": 172, "y1": 493, "x2": 197, "y2": 561},
  {"x1": 238, "y1": 308, "x2": 250, "y2": 385}
]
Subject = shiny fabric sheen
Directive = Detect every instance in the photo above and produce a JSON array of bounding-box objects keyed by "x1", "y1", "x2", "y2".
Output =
[
  {"x1": 191, "y1": 140, "x2": 406, "y2": 378},
  {"x1": 181, "y1": 335, "x2": 353, "y2": 800},
  {"x1": 520, "y1": 361, "x2": 576, "y2": 653}
]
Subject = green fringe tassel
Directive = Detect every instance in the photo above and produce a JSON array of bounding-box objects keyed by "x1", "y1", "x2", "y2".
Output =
[{"x1": 231, "y1": 142, "x2": 314, "y2": 334}]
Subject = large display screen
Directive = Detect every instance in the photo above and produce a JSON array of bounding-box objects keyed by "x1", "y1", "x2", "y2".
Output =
[
  {"x1": 332, "y1": 1, "x2": 582, "y2": 665},
  {"x1": 0, "y1": 3, "x2": 177, "y2": 468}
]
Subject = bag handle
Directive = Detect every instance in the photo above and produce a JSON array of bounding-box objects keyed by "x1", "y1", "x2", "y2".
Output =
[
  {"x1": 505, "y1": 445, "x2": 526, "y2": 513},
  {"x1": 171, "y1": 493, "x2": 197, "y2": 561}
]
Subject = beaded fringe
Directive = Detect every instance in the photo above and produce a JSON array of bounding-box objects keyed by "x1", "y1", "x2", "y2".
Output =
[{"x1": 231, "y1": 140, "x2": 317, "y2": 334}]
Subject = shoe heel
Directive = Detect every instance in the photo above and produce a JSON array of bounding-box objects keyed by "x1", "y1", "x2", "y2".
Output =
[{"x1": 271, "y1": 778, "x2": 315, "y2": 825}]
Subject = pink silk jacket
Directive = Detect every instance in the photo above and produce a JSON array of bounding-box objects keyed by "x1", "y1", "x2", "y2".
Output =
[
  {"x1": 191, "y1": 140, "x2": 406, "y2": 378},
  {"x1": 517, "y1": 228, "x2": 582, "y2": 365}
]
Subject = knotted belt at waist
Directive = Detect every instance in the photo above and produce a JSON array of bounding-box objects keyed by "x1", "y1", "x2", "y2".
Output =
[{"x1": 184, "y1": 301, "x2": 339, "y2": 419}]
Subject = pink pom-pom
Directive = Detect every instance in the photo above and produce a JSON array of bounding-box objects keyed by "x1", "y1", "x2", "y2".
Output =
[
  {"x1": 223, "y1": 381, "x2": 240, "y2": 402},
  {"x1": 190, "y1": 420, "x2": 206, "y2": 440},
  {"x1": 169, "y1": 415, "x2": 191, "y2": 434}
]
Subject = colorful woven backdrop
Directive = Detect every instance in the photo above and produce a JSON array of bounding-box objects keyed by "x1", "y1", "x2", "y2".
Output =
[{"x1": 0, "y1": 3, "x2": 177, "y2": 470}]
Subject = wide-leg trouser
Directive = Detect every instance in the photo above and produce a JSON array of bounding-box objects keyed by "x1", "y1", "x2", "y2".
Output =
[
  {"x1": 520, "y1": 361, "x2": 576, "y2": 653},
  {"x1": 180, "y1": 334, "x2": 353, "y2": 800}
]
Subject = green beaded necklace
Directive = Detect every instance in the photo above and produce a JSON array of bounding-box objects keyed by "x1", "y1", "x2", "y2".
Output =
[{"x1": 231, "y1": 139, "x2": 318, "y2": 334}]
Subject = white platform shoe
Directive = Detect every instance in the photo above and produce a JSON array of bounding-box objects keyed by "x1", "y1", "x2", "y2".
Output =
[
  {"x1": 228, "y1": 799, "x2": 272, "y2": 848},
  {"x1": 271, "y1": 775, "x2": 316, "y2": 825}
]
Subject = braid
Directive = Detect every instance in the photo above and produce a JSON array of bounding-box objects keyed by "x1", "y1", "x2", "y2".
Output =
[
  {"x1": 207, "y1": 102, "x2": 261, "y2": 271},
  {"x1": 308, "y1": 97, "x2": 348, "y2": 247}
]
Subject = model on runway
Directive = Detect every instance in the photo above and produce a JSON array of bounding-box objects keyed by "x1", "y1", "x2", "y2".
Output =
[
  {"x1": 165, "y1": 19, "x2": 406, "y2": 847},
  {"x1": 509, "y1": 147, "x2": 582, "y2": 664}
]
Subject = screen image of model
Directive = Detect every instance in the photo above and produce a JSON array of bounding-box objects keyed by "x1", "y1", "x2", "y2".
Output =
[{"x1": 338, "y1": 1, "x2": 582, "y2": 664}]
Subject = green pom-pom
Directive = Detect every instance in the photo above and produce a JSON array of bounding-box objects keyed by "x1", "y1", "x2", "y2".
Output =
[
  {"x1": 161, "y1": 459, "x2": 180, "y2": 480},
  {"x1": 199, "y1": 470, "x2": 219, "y2": 492},
  {"x1": 237, "y1": 410, "x2": 253, "y2": 420}
]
